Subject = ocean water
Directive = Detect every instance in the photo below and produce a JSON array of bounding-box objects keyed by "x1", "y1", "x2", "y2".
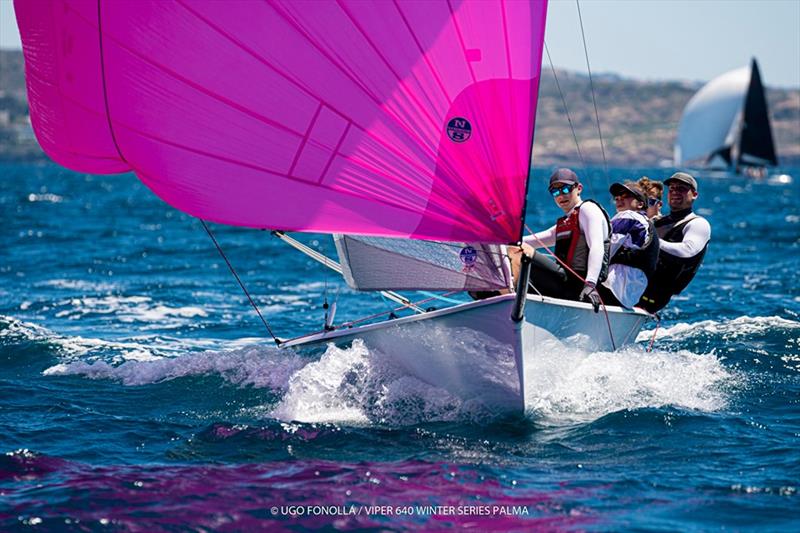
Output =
[{"x1": 1, "y1": 162, "x2": 799, "y2": 531}]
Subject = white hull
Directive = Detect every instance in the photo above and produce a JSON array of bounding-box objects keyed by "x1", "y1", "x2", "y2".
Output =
[{"x1": 283, "y1": 294, "x2": 650, "y2": 413}]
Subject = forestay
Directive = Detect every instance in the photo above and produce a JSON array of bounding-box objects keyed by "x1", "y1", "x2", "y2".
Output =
[{"x1": 15, "y1": 0, "x2": 548, "y2": 243}]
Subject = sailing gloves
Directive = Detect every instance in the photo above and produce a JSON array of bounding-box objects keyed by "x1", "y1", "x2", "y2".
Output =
[{"x1": 579, "y1": 281, "x2": 601, "y2": 313}]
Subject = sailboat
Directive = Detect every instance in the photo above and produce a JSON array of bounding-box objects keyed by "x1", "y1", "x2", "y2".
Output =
[
  {"x1": 674, "y1": 58, "x2": 778, "y2": 175},
  {"x1": 14, "y1": 0, "x2": 649, "y2": 413}
]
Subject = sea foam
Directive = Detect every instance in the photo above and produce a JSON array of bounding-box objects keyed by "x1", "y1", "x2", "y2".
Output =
[
  {"x1": 44, "y1": 345, "x2": 306, "y2": 389},
  {"x1": 5, "y1": 312, "x2": 743, "y2": 427},
  {"x1": 522, "y1": 337, "x2": 736, "y2": 425}
]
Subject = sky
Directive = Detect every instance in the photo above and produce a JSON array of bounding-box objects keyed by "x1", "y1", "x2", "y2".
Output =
[{"x1": 1, "y1": 0, "x2": 798, "y2": 88}]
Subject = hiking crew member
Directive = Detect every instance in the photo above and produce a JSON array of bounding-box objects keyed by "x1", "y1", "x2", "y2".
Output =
[
  {"x1": 514, "y1": 168, "x2": 611, "y2": 312},
  {"x1": 639, "y1": 172, "x2": 711, "y2": 313},
  {"x1": 598, "y1": 182, "x2": 659, "y2": 309}
]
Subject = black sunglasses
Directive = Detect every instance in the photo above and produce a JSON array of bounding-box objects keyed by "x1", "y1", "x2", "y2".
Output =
[
  {"x1": 647, "y1": 197, "x2": 662, "y2": 207},
  {"x1": 549, "y1": 184, "x2": 576, "y2": 197}
]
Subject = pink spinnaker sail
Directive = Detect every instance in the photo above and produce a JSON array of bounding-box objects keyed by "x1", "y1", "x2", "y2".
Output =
[{"x1": 15, "y1": 0, "x2": 547, "y2": 243}]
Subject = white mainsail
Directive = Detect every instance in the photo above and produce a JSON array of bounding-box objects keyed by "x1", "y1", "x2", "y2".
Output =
[{"x1": 674, "y1": 66, "x2": 751, "y2": 167}]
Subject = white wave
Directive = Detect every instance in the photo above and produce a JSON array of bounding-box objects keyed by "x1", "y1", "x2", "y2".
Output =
[
  {"x1": 271, "y1": 331, "x2": 737, "y2": 427},
  {"x1": 51, "y1": 336, "x2": 161, "y2": 361},
  {"x1": 1, "y1": 315, "x2": 302, "y2": 388},
  {"x1": 271, "y1": 339, "x2": 469, "y2": 425},
  {"x1": 3, "y1": 313, "x2": 742, "y2": 427},
  {"x1": 1, "y1": 314, "x2": 217, "y2": 362},
  {"x1": 272, "y1": 341, "x2": 372, "y2": 424},
  {"x1": 44, "y1": 345, "x2": 306, "y2": 388},
  {"x1": 768, "y1": 173, "x2": 793, "y2": 185},
  {"x1": 523, "y1": 337, "x2": 736, "y2": 425},
  {"x1": 638, "y1": 315, "x2": 800, "y2": 342},
  {"x1": 35, "y1": 279, "x2": 118, "y2": 292},
  {"x1": 283, "y1": 281, "x2": 329, "y2": 293},
  {"x1": 27, "y1": 192, "x2": 64, "y2": 203},
  {"x1": 53, "y1": 295, "x2": 207, "y2": 328},
  {"x1": 0, "y1": 315, "x2": 53, "y2": 342}
]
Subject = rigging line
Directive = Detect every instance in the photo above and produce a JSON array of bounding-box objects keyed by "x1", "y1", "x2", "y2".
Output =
[
  {"x1": 544, "y1": 42, "x2": 589, "y2": 169},
  {"x1": 647, "y1": 314, "x2": 660, "y2": 352},
  {"x1": 379, "y1": 291, "x2": 407, "y2": 320},
  {"x1": 200, "y1": 220, "x2": 281, "y2": 345},
  {"x1": 272, "y1": 231, "x2": 343, "y2": 274},
  {"x1": 418, "y1": 291, "x2": 463, "y2": 305},
  {"x1": 284, "y1": 291, "x2": 460, "y2": 344},
  {"x1": 271, "y1": 231, "x2": 425, "y2": 313},
  {"x1": 340, "y1": 292, "x2": 459, "y2": 328},
  {"x1": 322, "y1": 238, "x2": 330, "y2": 321},
  {"x1": 575, "y1": 0, "x2": 609, "y2": 185}
]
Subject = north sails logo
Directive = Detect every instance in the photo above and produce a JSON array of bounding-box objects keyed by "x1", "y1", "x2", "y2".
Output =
[
  {"x1": 446, "y1": 117, "x2": 472, "y2": 142},
  {"x1": 459, "y1": 246, "x2": 477, "y2": 270}
]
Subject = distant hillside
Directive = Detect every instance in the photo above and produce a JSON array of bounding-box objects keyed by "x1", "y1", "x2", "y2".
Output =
[
  {"x1": 1, "y1": 49, "x2": 798, "y2": 165},
  {"x1": 533, "y1": 68, "x2": 800, "y2": 166}
]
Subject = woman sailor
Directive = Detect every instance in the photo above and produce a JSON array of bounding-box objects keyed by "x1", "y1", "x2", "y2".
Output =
[{"x1": 597, "y1": 182, "x2": 660, "y2": 309}]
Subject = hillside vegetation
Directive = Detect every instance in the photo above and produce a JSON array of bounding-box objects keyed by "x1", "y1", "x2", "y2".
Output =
[
  {"x1": 2, "y1": 50, "x2": 798, "y2": 165},
  {"x1": 534, "y1": 68, "x2": 800, "y2": 166}
]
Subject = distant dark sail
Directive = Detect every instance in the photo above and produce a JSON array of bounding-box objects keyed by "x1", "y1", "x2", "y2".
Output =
[
  {"x1": 737, "y1": 59, "x2": 778, "y2": 167},
  {"x1": 705, "y1": 145, "x2": 732, "y2": 168},
  {"x1": 675, "y1": 59, "x2": 779, "y2": 172}
]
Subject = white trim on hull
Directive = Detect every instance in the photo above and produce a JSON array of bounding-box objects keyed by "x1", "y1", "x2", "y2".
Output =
[{"x1": 283, "y1": 294, "x2": 650, "y2": 414}]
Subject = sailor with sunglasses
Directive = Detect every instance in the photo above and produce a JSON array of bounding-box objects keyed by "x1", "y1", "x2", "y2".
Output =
[
  {"x1": 638, "y1": 172, "x2": 711, "y2": 313},
  {"x1": 516, "y1": 168, "x2": 611, "y2": 311}
]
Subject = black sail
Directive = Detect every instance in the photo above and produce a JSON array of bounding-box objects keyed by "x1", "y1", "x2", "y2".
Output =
[{"x1": 738, "y1": 58, "x2": 778, "y2": 167}]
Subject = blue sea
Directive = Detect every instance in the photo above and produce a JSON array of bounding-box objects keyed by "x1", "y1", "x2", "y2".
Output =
[{"x1": 1, "y1": 162, "x2": 798, "y2": 531}]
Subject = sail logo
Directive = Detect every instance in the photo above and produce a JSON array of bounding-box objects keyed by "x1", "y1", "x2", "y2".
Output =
[
  {"x1": 487, "y1": 198, "x2": 504, "y2": 221},
  {"x1": 459, "y1": 246, "x2": 478, "y2": 271},
  {"x1": 447, "y1": 117, "x2": 472, "y2": 142}
]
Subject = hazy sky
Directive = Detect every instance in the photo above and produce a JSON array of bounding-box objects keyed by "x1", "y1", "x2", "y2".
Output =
[{"x1": 2, "y1": 0, "x2": 798, "y2": 87}]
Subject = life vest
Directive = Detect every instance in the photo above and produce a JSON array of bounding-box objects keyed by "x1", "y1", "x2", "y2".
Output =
[
  {"x1": 656, "y1": 211, "x2": 708, "y2": 294},
  {"x1": 638, "y1": 209, "x2": 708, "y2": 312},
  {"x1": 554, "y1": 200, "x2": 611, "y2": 283},
  {"x1": 610, "y1": 216, "x2": 660, "y2": 279}
]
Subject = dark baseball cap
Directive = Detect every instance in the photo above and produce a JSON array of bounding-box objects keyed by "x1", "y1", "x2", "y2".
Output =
[
  {"x1": 548, "y1": 168, "x2": 579, "y2": 187},
  {"x1": 609, "y1": 182, "x2": 645, "y2": 203},
  {"x1": 664, "y1": 171, "x2": 698, "y2": 192}
]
